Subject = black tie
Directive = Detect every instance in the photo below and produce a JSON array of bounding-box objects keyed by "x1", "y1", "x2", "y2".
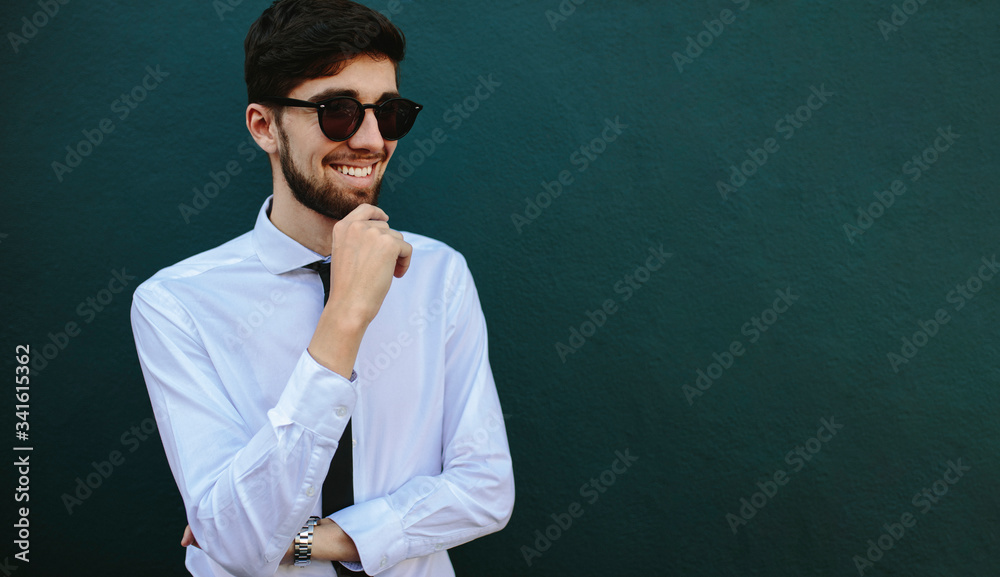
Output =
[{"x1": 303, "y1": 261, "x2": 355, "y2": 517}]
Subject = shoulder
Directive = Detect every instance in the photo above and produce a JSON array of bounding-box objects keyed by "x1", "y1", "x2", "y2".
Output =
[
  {"x1": 402, "y1": 231, "x2": 469, "y2": 267},
  {"x1": 397, "y1": 231, "x2": 484, "y2": 307},
  {"x1": 400, "y1": 230, "x2": 476, "y2": 283},
  {"x1": 133, "y1": 231, "x2": 256, "y2": 303},
  {"x1": 401, "y1": 231, "x2": 457, "y2": 254}
]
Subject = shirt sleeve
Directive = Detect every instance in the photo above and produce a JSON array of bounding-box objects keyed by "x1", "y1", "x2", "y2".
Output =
[
  {"x1": 330, "y1": 254, "x2": 515, "y2": 575},
  {"x1": 131, "y1": 281, "x2": 356, "y2": 577}
]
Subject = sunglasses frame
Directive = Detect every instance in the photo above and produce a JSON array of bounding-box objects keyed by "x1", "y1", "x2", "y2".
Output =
[{"x1": 262, "y1": 95, "x2": 423, "y2": 142}]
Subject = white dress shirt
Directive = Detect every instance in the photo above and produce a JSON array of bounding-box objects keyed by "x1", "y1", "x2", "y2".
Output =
[{"x1": 131, "y1": 197, "x2": 514, "y2": 577}]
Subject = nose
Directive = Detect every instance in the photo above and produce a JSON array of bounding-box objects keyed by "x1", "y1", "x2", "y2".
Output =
[{"x1": 346, "y1": 108, "x2": 384, "y2": 151}]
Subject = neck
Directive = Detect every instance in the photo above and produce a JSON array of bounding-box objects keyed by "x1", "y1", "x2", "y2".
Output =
[{"x1": 268, "y1": 187, "x2": 336, "y2": 257}]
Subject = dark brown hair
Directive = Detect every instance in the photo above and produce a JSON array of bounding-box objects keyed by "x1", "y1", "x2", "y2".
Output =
[{"x1": 244, "y1": 0, "x2": 406, "y2": 109}]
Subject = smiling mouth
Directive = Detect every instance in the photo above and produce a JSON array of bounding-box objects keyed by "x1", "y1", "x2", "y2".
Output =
[{"x1": 332, "y1": 164, "x2": 374, "y2": 177}]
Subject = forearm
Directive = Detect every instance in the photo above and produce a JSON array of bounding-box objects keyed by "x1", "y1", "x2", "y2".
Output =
[
  {"x1": 184, "y1": 430, "x2": 330, "y2": 574},
  {"x1": 330, "y1": 440, "x2": 514, "y2": 572},
  {"x1": 135, "y1": 310, "x2": 356, "y2": 576},
  {"x1": 308, "y1": 306, "x2": 367, "y2": 379},
  {"x1": 178, "y1": 352, "x2": 356, "y2": 575}
]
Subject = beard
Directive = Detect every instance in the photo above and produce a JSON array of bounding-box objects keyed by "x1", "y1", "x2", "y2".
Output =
[{"x1": 276, "y1": 123, "x2": 384, "y2": 220}]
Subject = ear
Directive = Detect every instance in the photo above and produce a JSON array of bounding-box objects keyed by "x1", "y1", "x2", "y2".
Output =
[{"x1": 246, "y1": 103, "x2": 280, "y2": 154}]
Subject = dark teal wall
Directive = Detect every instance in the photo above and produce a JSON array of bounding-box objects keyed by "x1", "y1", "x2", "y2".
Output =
[{"x1": 3, "y1": 1, "x2": 999, "y2": 575}]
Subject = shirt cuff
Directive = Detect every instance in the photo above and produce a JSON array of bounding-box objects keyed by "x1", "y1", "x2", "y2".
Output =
[
  {"x1": 271, "y1": 350, "x2": 358, "y2": 443},
  {"x1": 339, "y1": 561, "x2": 365, "y2": 573},
  {"x1": 330, "y1": 497, "x2": 407, "y2": 575}
]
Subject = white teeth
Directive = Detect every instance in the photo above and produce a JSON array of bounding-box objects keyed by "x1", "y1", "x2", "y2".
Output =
[{"x1": 336, "y1": 165, "x2": 373, "y2": 177}]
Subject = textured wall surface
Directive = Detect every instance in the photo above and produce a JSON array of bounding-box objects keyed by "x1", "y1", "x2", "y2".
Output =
[{"x1": 2, "y1": 0, "x2": 999, "y2": 575}]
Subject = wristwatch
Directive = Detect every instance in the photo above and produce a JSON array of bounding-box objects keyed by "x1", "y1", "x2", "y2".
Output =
[{"x1": 294, "y1": 516, "x2": 320, "y2": 567}]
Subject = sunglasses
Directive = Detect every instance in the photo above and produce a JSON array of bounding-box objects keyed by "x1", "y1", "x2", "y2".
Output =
[{"x1": 262, "y1": 95, "x2": 423, "y2": 142}]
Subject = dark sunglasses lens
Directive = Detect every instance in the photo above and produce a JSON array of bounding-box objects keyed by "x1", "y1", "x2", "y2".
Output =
[
  {"x1": 321, "y1": 99, "x2": 363, "y2": 141},
  {"x1": 376, "y1": 100, "x2": 420, "y2": 140}
]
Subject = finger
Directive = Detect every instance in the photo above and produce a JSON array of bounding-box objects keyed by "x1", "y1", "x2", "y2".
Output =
[
  {"x1": 394, "y1": 240, "x2": 413, "y2": 278},
  {"x1": 343, "y1": 203, "x2": 388, "y2": 223},
  {"x1": 338, "y1": 220, "x2": 390, "y2": 233},
  {"x1": 181, "y1": 525, "x2": 194, "y2": 547}
]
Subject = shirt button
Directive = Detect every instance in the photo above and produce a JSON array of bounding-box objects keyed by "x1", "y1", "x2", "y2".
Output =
[
  {"x1": 335, "y1": 406, "x2": 347, "y2": 418},
  {"x1": 305, "y1": 486, "x2": 315, "y2": 496},
  {"x1": 352, "y1": 439, "x2": 357, "y2": 447},
  {"x1": 380, "y1": 556, "x2": 387, "y2": 567}
]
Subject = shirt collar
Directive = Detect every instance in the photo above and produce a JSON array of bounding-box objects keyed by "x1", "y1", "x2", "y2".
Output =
[{"x1": 251, "y1": 196, "x2": 327, "y2": 275}]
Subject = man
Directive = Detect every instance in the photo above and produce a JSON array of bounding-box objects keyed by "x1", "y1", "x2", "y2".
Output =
[{"x1": 130, "y1": 1, "x2": 515, "y2": 575}]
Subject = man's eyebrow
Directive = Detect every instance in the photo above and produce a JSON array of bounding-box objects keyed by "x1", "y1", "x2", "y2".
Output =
[
  {"x1": 308, "y1": 88, "x2": 357, "y2": 102},
  {"x1": 376, "y1": 90, "x2": 402, "y2": 102},
  {"x1": 308, "y1": 88, "x2": 402, "y2": 103}
]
